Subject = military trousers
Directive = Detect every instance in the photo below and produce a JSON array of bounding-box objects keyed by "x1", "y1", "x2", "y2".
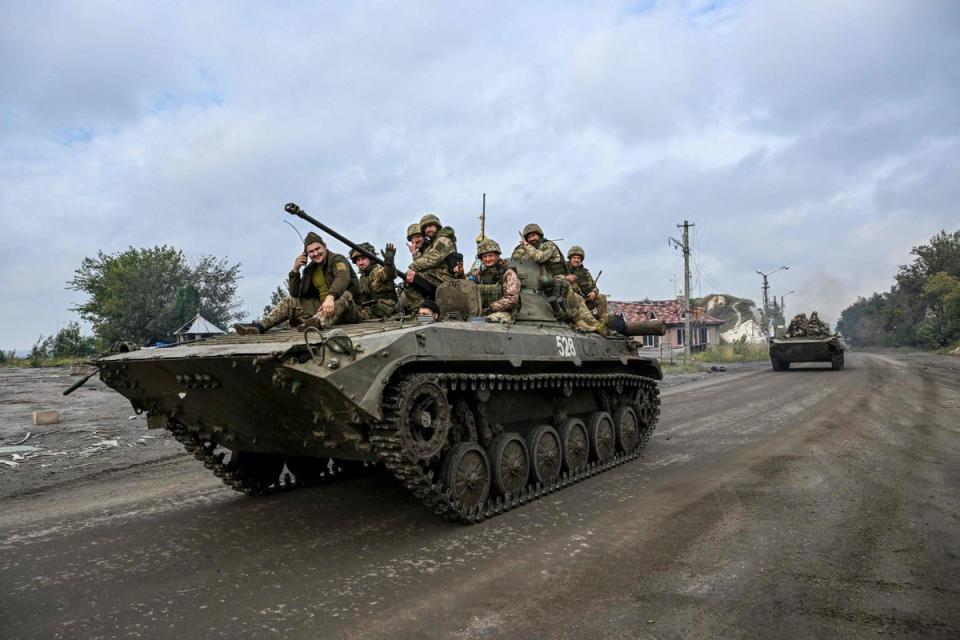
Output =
[{"x1": 261, "y1": 292, "x2": 360, "y2": 330}]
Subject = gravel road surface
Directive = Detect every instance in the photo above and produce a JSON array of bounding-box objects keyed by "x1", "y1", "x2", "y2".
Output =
[{"x1": 1, "y1": 351, "x2": 958, "y2": 639}]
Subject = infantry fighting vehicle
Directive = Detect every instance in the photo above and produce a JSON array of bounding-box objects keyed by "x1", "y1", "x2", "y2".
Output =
[
  {"x1": 86, "y1": 208, "x2": 665, "y2": 523},
  {"x1": 768, "y1": 331, "x2": 847, "y2": 371}
]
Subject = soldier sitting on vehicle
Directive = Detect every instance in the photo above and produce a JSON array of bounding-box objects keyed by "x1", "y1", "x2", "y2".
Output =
[
  {"x1": 403, "y1": 213, "x2": 458, "y2": 312},
  {"x1": 234, "y1": 232, "x2": 360, "y2": 334},
  {"x1": 786, "y1": 312, "x2": 809, "y2": 338},
  {"x1": 406, "y1": 222, "x2": 424, "y2": 258},
  {"x1": 511, "y1": 223, "x2": 602, "y2": 334},
  {"x1": 807, "y1": 311, "x2": 830, "y2": 337},
  {"x1": 565, "y1": 245, "x2": 608, "y2": 319},
  {"x1": 350, "y1": 241, "x2": 399, "y2": 319},
  {"x1": 471, "y1": 239, "x2": 520, "y2": 323}
]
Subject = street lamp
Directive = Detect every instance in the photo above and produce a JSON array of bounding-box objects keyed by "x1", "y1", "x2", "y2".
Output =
[
  {"x1": 756, "y1": 266, "x2": 789, "y2": 338},
  {"x1": 780, "y1": 290, "x2": 796, "y2": 323}
]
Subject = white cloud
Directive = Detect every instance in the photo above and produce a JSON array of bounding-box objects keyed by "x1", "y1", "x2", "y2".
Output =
[{"x1": 1, "y1": 0, "x2": 958, "y2": 348}]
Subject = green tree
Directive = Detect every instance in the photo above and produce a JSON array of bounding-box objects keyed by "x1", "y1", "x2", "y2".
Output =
[
  {"x1": 69, "y1": 245, "x2": 245, "y2": 346},
  {"x1": 838, "y1": 229, "x2": 960, "y2": 347},
  {"x1": 262, "y1": 283, "x2": 288, "y2": 316},
  {"x1": 49, "y1": 322, "x2": 98, "y2": 358}
]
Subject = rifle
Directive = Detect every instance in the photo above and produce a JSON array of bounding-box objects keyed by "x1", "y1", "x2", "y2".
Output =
[{"x1": 285, "y1": 202, "x2": 437, "y2": 297}]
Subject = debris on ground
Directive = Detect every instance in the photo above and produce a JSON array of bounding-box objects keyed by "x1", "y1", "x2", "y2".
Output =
[{"x1": 32, "y1": 410, "x2": 61, "y2": 426}]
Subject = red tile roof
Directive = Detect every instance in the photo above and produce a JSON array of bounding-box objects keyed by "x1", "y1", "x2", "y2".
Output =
[{"x1": 609, "y1": 300, "x2": 724, "y2": 326}]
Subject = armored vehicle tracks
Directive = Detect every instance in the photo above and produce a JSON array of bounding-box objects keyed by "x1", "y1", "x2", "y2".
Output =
[{"x1": 165, "y1": 368, "x2": 659, "y2": 523}]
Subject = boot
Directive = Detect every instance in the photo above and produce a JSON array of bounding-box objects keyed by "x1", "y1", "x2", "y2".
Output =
[{"x1": 233, "y1": 322, "x2": 264, "y2": 336}]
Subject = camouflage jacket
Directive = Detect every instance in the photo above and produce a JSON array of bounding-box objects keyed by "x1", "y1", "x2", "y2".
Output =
[
  {"x1": 289, "y1": 251, "x2": 360, "y2": 301},
  {"x1": 566, "y1": 263, "x2": 597, "y2": 296},
  {"x1": 409, "y1": 227, "x2": 457, "y2": 284},
  {"x1": 477, "y1": 260, "x2": 520, "y2": 312},
  {"x1": 358, "y1": 262, "x2": 398, "y2": 305},
  {"x1": 511, "y1": 239, "x2": 567, "y2": 277}
]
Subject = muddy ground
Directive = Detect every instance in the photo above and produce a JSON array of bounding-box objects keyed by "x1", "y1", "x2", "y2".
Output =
[{"x1": 1, "y1": 351, "x2": 958, "y2": 639}]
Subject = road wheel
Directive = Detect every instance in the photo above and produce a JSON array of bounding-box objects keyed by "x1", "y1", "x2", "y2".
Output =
[
  {"x1": 488, "y1": 433, "x2": 529, "y2": 497},
  {"x1": 441, "y1": 442, "x2": 490, "y2": 509},
  {"x1": 587, "y1": 412, "x2": 616, "y2": 462},
  {"x1": 613, "y1": 406, "x2": 640, "y2": 453},
  {"x1": 395, "y1": 376, "x2": 451, "y2": 462},
  {"x1": 832, "y1": 353, "x2": 844, "y2": 370},
  {"x1": 526, "y1": 425, "x2": 561, "y2": 485},
  {"x1": 559, "y1": 417, "x2": 589, "y2": 473}
]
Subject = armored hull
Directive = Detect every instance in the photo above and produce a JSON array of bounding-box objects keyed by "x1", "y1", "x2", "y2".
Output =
[
  {"x1": 768, "y1": 335, "x2": 847, "y2": 371},
  {"x1": 97, "y1": 318, "x2": 662, "y2": 522}
]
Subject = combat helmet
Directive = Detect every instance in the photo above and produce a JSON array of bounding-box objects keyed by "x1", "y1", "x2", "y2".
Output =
[
  {"x1": 476, "y1": 238, "x2": 502, "y2": 257},
  {"x1": 350, "y1": 242, "x2": 376, "y2": 263},
  {"x1": 522, "y1": 223, "x2": 544, "y2": 239},
  {"x1": 406, "y1": 223, "x2": 422, "y2": 241},
  {"x1": 567, "y1": 245, "x2": 585, "y2": 259},
  {"x1": 420, "y1": 213, "x2": 442, "y2": 233}
]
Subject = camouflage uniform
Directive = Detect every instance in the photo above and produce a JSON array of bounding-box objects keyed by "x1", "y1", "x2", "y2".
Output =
[
  {"x1": 351, "y1": 242, "x2": 399, "y2": 319},
  {"x1": 786, "y1": 313, "x2": 808, "y2": 338},
  {"x1": 511, "y1": 225, "x2": 601, "y2": 333},
  {"x1": 475, "y1": 238, "x2": 520, "y2": 323},
  {"x1": 807, "y1": 311, "x2": 830, "y2": 337},
  {"x1": 566, "y1": 245, "x2": 608, "y2": 320},
  {"x1": 404, "y1": 213, "x2": 458, "y2": 311},
  {"x1": 257, "y1": 234, "x2": 361, "y2": 331}
]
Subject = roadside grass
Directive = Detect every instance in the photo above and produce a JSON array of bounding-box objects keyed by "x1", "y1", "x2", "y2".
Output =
[
  {"x1": 660, "y1": 361, "x2": 704, "y2": 374},
  {"x1": 694, "y1": 343, "x2": 769, "y2": 363},
  {"x1": 1, "y1": 356, "x2": 88, "y2": 368}
]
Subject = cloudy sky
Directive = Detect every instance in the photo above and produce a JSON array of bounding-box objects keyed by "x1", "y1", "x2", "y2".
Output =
[{"x1": 1, "y1": 0, "x2": 958, "y2": 350}]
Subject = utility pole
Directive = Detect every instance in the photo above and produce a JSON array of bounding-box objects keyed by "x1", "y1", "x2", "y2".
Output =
[
  {"x1": 670, "y1": 221, "x2": 694, "y2": 362},
  {"x1": 756, "y1": 266, "x2": 789, "y2": 338}
]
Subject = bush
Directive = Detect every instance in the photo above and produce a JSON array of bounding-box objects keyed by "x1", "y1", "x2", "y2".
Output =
[{"x1": 694, "y1": 342, "x2": 769, "y2": 363}]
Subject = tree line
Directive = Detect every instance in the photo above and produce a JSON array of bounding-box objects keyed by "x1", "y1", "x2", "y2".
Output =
[
  {"x1": 17, "y1": 246, "x2": 246, "y2": 362},
  {"x1": 837, "y1": 230, "x2": 960, "y2": 348}
]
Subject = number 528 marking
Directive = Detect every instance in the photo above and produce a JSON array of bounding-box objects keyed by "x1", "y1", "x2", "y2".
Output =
[{"x1": 556, "y1": 336, "x2": 577, "y2": 357}]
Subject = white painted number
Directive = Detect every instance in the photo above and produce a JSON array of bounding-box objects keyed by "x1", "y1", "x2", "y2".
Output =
[{"x1": 556, "y1": 336, "x2": 577, "y2": 358}]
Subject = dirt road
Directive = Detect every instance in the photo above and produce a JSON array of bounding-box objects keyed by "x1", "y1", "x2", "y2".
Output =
[{"x1": 2, "y1": 352, "x2": 958, "y2": 639}]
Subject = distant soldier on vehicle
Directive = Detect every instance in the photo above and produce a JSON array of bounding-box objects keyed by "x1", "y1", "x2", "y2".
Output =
[
  {"x1": 786, "y1": 312, "x2": 809, "y2": 338},
  {"x1": 403, "y1": 213, "x2": 458, "y2": 311},
  {"x1": 511, "y1": 223, "x2": 602, "y2": 333},
  {"x1": 234, "y1": 231, "x2": 360, "y2": 334},
  {"x1": 472, "y1": 238, "x2": 520, "y2": 323},
  {"x1": 807, "y1": 311, "x2": 830, "y2": 337},
  {"x1": 350, "y1": 241, "x2": 399, "y2": 319}
]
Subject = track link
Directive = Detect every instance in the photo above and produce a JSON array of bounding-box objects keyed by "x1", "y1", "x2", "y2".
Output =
[
  {"x1": 371, "y1": 372, "x2": 660, "y2": 523},
  {"x1": 167, "y1": 422, "x2": 368, "y2": 496}
]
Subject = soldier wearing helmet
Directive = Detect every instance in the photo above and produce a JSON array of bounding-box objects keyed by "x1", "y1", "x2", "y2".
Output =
[
  {"x1": 511, "y1": 223, "x2": 567, "y2": 278},
  {"x1": 403, "y1": 213, "x2": 458, "y2": 312},
  {"x1": 473, "y1": 238, "x2": 520, "y2": 323},
  {"x1": 406, "y1": 222, "x2": 424, "y2": 258},
  {"x1": 350, "y1": 241, "x2": 399, "y2": 319},
  {"x1": 234, "y1": 231, "x2": 361, "y2": 334},
  {"x1": 565, "y1": 245, "x2": 606, "y2": 316},
  {"x1": 511, "y1": 224, "x2": 602, "y2": 334}
]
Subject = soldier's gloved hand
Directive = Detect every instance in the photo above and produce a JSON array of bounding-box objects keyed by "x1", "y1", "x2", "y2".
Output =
[
  {"x1": 382, "y1": 243, "x2": 396, "y2": 265},
  {"x1": 587, "y1": 290, "x2": 598, "y2": 302}
]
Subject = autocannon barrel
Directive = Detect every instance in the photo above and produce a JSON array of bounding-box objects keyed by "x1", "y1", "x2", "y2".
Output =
[
  {"x1": 285, "y1": 202, "x2": 437, "y2": 297},
  {"x1": 622, "y1": 320, "x2": 667, "y2": 336}
]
